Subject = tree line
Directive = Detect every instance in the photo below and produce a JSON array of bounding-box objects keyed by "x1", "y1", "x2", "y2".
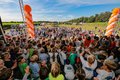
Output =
[{"x1": 68, "y1": 12, "x2": 111, "y2": 23}]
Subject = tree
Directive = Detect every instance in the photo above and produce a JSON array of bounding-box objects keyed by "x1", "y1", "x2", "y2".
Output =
[{"x1": 67, "y1": 11, "x2": 111, "y2": 23}]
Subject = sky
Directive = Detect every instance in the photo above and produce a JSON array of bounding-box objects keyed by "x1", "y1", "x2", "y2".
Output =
[{"x1": 0, "y1": 0, "x2": 120, "y2": 21}]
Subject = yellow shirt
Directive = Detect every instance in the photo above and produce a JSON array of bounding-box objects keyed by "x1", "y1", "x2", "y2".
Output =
[{"x1": 49, "y1": 73, "x2": 64, "y2": 80}]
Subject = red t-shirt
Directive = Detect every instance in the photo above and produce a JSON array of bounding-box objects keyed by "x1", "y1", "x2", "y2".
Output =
[
  {"x1": 67, "y1": 45, "x2": 72, "y2": 53},
  {"x1": 84, "y1": 39, "x2": 91, "y2": 48},
  {"x1": 109, "y1": 41, "x2": 116, "y2": 49}
]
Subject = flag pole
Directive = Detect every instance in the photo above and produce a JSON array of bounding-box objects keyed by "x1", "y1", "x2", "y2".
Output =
[
  {"x1": 19, "y1": 0, "x2": 25, "y2": 23},
  {"x1": 0, "y1": 17, "x2": 7, "y2": 43},
  {"x1": 18, "y1": 0, "x2": 27, "y2": 36}
]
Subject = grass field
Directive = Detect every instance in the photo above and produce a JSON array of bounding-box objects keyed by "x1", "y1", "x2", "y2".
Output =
[
  {"x1": 3, "y1": 22, "x2": 23, "y2": 25},
  {"x1": 58, "y1": 22, "x2": 120, "y2": 36}
]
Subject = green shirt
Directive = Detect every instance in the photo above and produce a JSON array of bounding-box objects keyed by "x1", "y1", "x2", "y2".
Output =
[
  {"x1": 68, "y1": 52, "x2": 77, "y2": 65},
  {"x1": 49, "y1": 73, "x2": 64, "y2": 80},
  {"x1": 19, "y1": 63, "x2": 28, "y2": 76},
  {"x1": 29, "y1": 48, "x2": 34, "y2": 58}
]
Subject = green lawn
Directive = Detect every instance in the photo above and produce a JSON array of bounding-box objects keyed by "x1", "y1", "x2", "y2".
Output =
[
  {"x1": 58, "y1": 22, "x2": 120, "y2": 36},
  {"x1": 3, "y1": 22, "x2": 23, "y2": 25}
]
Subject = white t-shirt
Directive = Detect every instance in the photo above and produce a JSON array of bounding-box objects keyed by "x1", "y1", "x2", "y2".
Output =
[
  {"x1": 80, "y1": 56, "x2": 97, "y2": 79},
  {"x1": 96, "y1": 69, "x2": 115, "y2": 80},
  {"x1": 48, "y1": 52, "x2": 58, "y2": 63},
  {"x1": 64, "y1": 64, "x2": 75, "y2": 80},
  {"x1": 58, "y1": 51, "x2": 66, "y2": 65}
]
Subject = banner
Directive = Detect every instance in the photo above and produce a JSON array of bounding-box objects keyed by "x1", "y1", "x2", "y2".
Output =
[
  {"x1": 105, "y1": 8, "x2": 120, "y2": 37},
  {"x1": 24, "y1": 4, "x2": 35, "y2": 39}
]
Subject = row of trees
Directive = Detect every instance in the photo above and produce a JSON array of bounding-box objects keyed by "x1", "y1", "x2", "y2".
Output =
[{"x1": 68, "y1": 12, "x2": 111, "y2": 23}]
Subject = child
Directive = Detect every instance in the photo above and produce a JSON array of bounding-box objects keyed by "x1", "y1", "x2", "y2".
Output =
[
  {"x1": 80, "y1": 49, "x2": 97, "y2": 79},
  {"x1": 49, "y1": 62, "x2": 64, "y2": 80},
  {"x1": 39, "y1": 60, "x2": 49, "y2": 80},
  {"x1": 39, "y1": 48, "x2": 49, "y2": 63},
  {"x1": 64, "y1": 59, "x2": 75, "y2": 80},
  {"x1": 75, "y1": 67, "x2": 86, "y2": 80},
  {"x1": 17, "y1": 56, "x2": 28, "y2": 76},
  {"x1": 29, "y1": 55, "x2": 40, "y2": 79},
  {"x1": 94, "y1": 60, "x2": 117, "y2": 80},
  {"x1": 68, "y1": 48, "x2": 77, "y2": 65}
]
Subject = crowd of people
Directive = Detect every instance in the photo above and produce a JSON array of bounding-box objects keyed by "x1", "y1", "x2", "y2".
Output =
[{"x1": 0, "y1": 27, "x2": 120, "y2": 80}]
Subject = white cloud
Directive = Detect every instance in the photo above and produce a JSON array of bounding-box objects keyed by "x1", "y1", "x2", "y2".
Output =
[
  {"x1": 58, "y1": 0, "x2": 120, "y2": 5},
  {"x1": 0, "y1": 8, "x2": 22, "y2": 21},
  {"x1": 0, "y1": 0, "x2": 29, "y2": 4},
  {"x1": 32, "y1": 14, "x2": 74, "y2": 21},
  {"x1": 0, "y1": 0, "x2": 15, "y2": 4},
  {"x1": 0, "y1": 0, "x2": 15, "y2": 3},
  {"x1": 33, "y1": 9, "x2": 65, "y2": 14}
]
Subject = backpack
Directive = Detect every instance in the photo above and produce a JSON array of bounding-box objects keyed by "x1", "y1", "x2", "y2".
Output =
[{"x1": 39, "y1": 66, "x2": 49, "y2": 79}]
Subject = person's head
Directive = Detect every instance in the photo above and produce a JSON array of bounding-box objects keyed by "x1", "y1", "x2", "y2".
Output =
[
  {"x1": 0, "y1": 68, "x2": 13, "y2": 80},
  {"x1": 86, "y1": 36, "x2": 91, "y2": 40},
  {"x1": 41, "y1": 48, "x2": 45, "y2": 53},
  {"x1": 51, "y1": 62, "x2": 60, "y2": 77},
  {"x1": 97, "y1": 54, "x2": 106, "y2": 62},
  {"x1": 33, "y1": 50, "x2": 38, "y2": 55},
  {"x1": 52, "y1": 47, "x2": 56, "y2": 53},
  {"x1": 103, "y1": 60, "x2": 117, "y2": 70},
  {"x1": 30, "y1": 55, "x2": 38, "y2": 62},
  {"x1": 115, "y1": 35, "x2": 119, "y2": 39},
  {"x1": 4, "y1": 52, "x2": 11, "y2": 59},
  {"x1": 72, "y1": 47, "x2": 76, "y2": 53},
  {"x1": 37, "y1": 44, "x2": 41, "y2": 48},
  {"x1": 87, "y1": 55, "x2": 95, "y2": 64},
  {"x1": 14, "y1": 47, "x2": 19, "y2": 53},
  {"x1": 17, "y1": 56, "x2": 26, "y2": 63},
  {"x1": 41, "y1": 60, "x2": 46, "y2": 67},
  {"x1": 94, "y1": 36, "x2": 99, "y2": 41},
  {"x1": 111, "y1": 37, "x2": 115, "y2": 41},
  {"x1": 76, "y1": 67, "x2": 86, "y2": 80},
  {"x1": 28, "y1": 44, "x2": 33, "y2": 49},
  {"x1": 0, "y1": 59, "x2": 4, "y2": 69}
]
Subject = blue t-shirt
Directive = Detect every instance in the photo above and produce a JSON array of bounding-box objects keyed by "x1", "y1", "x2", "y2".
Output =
[{"x1": 29, "y1": 62, "x2": 40, "y2": 78}]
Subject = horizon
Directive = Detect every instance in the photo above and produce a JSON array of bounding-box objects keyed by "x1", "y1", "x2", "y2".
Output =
[{"x1": 0, "y1": 0, "x2": 120, "y2": 22}]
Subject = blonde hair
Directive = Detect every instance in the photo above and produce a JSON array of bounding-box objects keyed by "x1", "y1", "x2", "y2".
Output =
[
  {"x1": 51, "y1": 62, "x2": 60, "y2": 77},
  {"x1": 104, "y1": 60, "x2": 117, "y2": 70},
  {"x1": 87, "y1": 55, "x2": 95, "y2": 64},
  {"x1": 31, "y1": 55, "x2": 38, "y2": 61}
]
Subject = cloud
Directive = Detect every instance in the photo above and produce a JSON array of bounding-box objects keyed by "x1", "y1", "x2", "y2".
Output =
[
  {"x1": 0, "y1": 0, "x2": 29, "y2": 4},
  {"x1": 34, "y1": 9, "x2": 65, "y2": 14},
  {"x1": 0, "y1": 0, "x2": 15, "y2": 4},
  {"x1": 57, "y1": 0, "x2": 120, "y2": 6},
  {"x1": 32, "y1": 14, "x2": 76, "y2": 21},
  {"x1": 0, "y1": 7, "x2": 22, "y2": 21}
]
